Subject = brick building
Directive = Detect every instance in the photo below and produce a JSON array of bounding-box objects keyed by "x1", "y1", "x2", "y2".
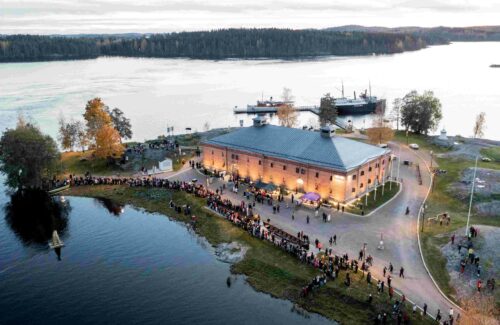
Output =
[{"x1": 202, "y1": 117, "x2": 392, "y2": 203}]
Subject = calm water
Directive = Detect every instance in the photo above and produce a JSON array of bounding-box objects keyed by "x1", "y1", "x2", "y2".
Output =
[
  {"x1": 0, "y1": 189, "x2": 333, "y2": 325},
  {"x1": 0, "y1": 42, "x2": 499, "y2": 140}
]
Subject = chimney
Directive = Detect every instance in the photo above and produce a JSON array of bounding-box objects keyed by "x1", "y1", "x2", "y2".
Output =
[
  {"x1": 320, "y1": 125, "x2": 335, "y2": 138},
  {"x1": 253, "y1": 115, "x2": 268, "y2": 127}
]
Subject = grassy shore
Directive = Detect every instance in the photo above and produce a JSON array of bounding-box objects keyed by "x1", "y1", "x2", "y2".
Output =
[{"x1": 65, "y1": 185, "x2": 433, "y2": 325}]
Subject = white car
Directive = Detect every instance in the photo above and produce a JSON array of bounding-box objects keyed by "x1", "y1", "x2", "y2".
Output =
[
  {"x1": 378, "y1": 143, "x2": 388, "y2": 148},
  {"x1": 409, "y1": 143, "x2": 419, "y2": 150},
  {"x1": 481, "y1": 157, "x2": 492, "y2": 162}
]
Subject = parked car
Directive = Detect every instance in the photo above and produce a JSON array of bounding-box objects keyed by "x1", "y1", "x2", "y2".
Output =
[
  {"x1": 409, "y1": 143, "x2": 419, "y2": 150},
  {"x1": 378, "y1": 143, "x2": 388, "y2": 148},
  {"x1": 481, "y1": 157, "x2": 492, "y2": 162}
]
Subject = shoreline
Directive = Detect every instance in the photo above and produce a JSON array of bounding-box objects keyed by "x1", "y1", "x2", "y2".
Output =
[{"x1": 63, "y1": 184, "x2": 433, "y2": 324}]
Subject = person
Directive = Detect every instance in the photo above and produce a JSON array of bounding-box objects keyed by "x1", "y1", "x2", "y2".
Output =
[
  {"x1": 389, "y1": 286, "x2": 394, "y2": 300},
  {"x1": 399, "y1": 266, "x2": 405, "y2": 278},
  {"x1": 412, "y1": 304, "x2": 417, "y2": 314},
  {"x1": 368, "y1": 293, "x2": 373, "y2": 304},
  {"x1": 367, "y1": 271, "x2": 372, "y2": 284},
  {"x1": 436, "y1": 309, "x2": 442, "y2": 322},
  {"x1": 423, "y1": 303, "x2": 427, "y2": 316},
  {"x1": 458, "y1": 243, "x2": 462, "y2": 253},
  {"x1": 383, "y1": 266, "x2": 387, "y2": 277},
  {"x1": 405, "y1": 206, "x2": 410, "y2": 215},
  {"x1": 449, "y1": 308, "x2": 454, "y2": 320},
  {"x1": 333, "y1": 234, "x2": 337, "y2": 245},
  {"x1": 477, "y1": 279, "x2": 482, "y2": 292},
  {"x1": 306, "y1": 215, "x2": 310, "y2": 224},
  {"x1": 389, "y1": 262, "x2": 394, "y2": 273},
  {"x1": 292, "y1": 213, "x2": 294, "y2": 221},
  {"x1": 387, "y1": 275, "x2": 392, "y2": 287}
]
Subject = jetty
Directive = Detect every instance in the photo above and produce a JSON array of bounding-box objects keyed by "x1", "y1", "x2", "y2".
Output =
[{"x1": 233, "y1": 106, "x2": 351, "y2": 130}]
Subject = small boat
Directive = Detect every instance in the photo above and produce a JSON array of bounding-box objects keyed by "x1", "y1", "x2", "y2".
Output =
[
  {"x1": 48, "y1": 184, "x2": 70, "y2": 196},
  {"x1": 49, "y1": 230, "x2": 64, "y2": 249}
]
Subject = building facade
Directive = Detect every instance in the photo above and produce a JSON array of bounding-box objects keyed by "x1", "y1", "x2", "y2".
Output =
[{"x1": 202, "y1": 117, "x2": 392, "y2": 203}]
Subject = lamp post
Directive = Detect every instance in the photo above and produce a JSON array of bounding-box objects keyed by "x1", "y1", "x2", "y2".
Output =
[{"x1": 465, "y1": 155, "x2": 479, "y2": 237}]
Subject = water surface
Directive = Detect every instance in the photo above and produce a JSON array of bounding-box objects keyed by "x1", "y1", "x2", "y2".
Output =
[{"x1": 0, "y1": 42, "x2": 499, "y2": 140}]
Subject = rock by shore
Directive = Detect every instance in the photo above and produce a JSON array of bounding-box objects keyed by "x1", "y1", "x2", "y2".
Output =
[{"x1": 214, "y1": 242, "x2": 248, "y2": 263}]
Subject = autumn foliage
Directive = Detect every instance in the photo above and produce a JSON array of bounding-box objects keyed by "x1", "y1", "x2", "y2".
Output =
[{"x1": 94, "y1": 124, "x2": 124, "y2": 159}]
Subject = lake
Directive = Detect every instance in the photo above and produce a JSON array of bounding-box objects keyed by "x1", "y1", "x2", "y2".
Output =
[
  {"x1": 0, "y1": 188, "x2": 333, "y2": 325},
  {"x1": 0, "y1": 42, "x2": 499, "y2": 141}
]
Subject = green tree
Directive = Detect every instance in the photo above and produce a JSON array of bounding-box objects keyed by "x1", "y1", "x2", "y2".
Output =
[
  {"x1": 0, "y1": 118, "x2": 60, "y2": 189},
  {"x1": 318, "y1": 93, "x2": 338, "y2": 126},
  {"x1": 400, "y1": 90, "x2": 442, "y2": 135},
  {"x1": 107, "y1": 107, "x2": 132, "y2": 141}
]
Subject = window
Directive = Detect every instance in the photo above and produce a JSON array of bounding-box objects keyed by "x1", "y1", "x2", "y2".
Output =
[
  {"x1": 270, "y1": 163, "x2": 274, "y2": 168},
  {"x1": 300, "y1": 168, "x2": 306, "y2": 175},
  {"x1": 231, "y1": 154, "x2": 234, "y2": 159},
  {"x1": 382, "y1": 160, "x2": 385, "y2": 165},
  {"x1": 360, "y1": 171, "x2": 365, "y2": 176},
  {"x1": 296, "y1": 167, "x2": 300, "y2": 174},
  {"x1": 222, "y1": 152, "x2": 224, "y2": 157},
  {"x1": 368, "y1": 179, "x2": 372, "y2": 184},
  {"x1": 369, "y1": 167, "x2": 372, "y2": 172},
  {"x1": 315, "y1": 172, "x2": 319, "y2": 178},
  {"x1": 352, "y1": 188, "x2": 356, "y2": 193},
  {"x1": 330, "y1": 175, "x2": 333, "y2": 181},
  {"x1": 258, "y1": 160, "x2": 261, "y2": 165},
  {"x1": 211, "y1": 150, "x2": 214, "y2": 155},
  {"x1": 360, "y1": 183, "x2": 364, "y2": 188},
  {"x1": 352, "y1": 174, "x2": 357, "y2": 180},
  {"x1": 247, "y1": 158, "x2": 249, "y2": 163},
  {"x1": 283, "y1": 165, "x2": 287, "y2": 171}
]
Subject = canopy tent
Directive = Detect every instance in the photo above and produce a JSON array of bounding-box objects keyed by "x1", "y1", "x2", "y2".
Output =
[
  {"x1": 301, "y1": 192, "x2": 321, "y2": 202},
  {"x1": 254, "y1": 181, "x2": 277, "y2": 192}
]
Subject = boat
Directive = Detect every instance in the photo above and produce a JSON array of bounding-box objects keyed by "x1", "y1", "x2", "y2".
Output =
[
  {"x1": 333, "y1": 82, "x2": 385, "y2": 115},
  {"x1": 49, "y1": 230, "x2": 64, "y2": 249}
]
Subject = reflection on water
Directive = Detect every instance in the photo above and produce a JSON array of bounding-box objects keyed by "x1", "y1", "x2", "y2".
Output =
[
  {"x1": 94, "y1": 197, "x2": 125, "y2": 216},
  {"x1": 4, "y1": 189, "x2": 70, "y2": 246},
  {"x1": 0, "y1": 194, "x2": 335, "y2": 325}
]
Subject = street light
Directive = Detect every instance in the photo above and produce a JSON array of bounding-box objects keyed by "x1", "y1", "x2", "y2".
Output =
[{"x1": 465, "y1": 155, "x2": 479, "y2": 237}]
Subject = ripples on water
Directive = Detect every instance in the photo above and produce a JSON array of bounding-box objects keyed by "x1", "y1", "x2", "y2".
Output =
[
  {"x1": 0, "y1": 194, "x2": 334, "y2": 325},
  {"x1": 0, "y1": 42, "x2": 499, "y2": 141}
]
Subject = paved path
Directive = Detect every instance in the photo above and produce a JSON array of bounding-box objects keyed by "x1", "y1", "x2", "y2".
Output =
[{"x1": 169, "y1": 143, "x2": 457, "y2": 319}]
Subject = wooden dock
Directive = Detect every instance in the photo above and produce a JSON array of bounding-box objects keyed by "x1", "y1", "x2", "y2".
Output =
[{"x1": 233, "y1": 106, "x2": 351, "y2": 130}]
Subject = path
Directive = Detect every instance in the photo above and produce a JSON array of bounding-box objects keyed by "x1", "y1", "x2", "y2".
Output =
[{"x1": 169, "y1": 142, "x2": 457, "y2": 319}]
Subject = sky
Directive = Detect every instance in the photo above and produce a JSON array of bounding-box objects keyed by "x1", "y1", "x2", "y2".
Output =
[{"x1": 1, "y1": 0, "x2": 500, "y2": 34}]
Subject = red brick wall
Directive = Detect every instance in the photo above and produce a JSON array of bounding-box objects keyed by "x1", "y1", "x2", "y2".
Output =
[{"x1": 202, "y1": 143, "x2": 391, "y2": 203}]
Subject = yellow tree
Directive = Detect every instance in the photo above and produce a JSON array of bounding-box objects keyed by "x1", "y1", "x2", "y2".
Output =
[
  {"x1": 277, "y1": 105, "x2": 298, "y2": 128},
  {"x1": 94, "y1": 124, "x2": 124, "y2": 160},
  {"x1": 367, "y1": 127, "x2": 394, "y2": 144},
  {"x1": 83, "y1": 98, "x2": 112, "y2": 141}
]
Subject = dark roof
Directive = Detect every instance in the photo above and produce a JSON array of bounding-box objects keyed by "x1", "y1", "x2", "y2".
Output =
[{"x1": 204, "y1": 124, "x2": 389, "y2": 172}]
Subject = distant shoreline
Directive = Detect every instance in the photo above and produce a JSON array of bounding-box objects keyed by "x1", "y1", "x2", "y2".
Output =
[{"x1": 491, "y1": 64, "x2": 500, "y2": 68}]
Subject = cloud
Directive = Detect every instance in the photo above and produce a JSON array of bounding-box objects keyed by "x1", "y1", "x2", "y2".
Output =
[{"x1": 0, "y1": 0, "x2": 499, "y2": 34}]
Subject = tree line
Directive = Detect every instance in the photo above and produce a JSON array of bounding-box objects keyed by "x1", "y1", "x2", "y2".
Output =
[{"x1": 0, "y1": 29, "x2": 435, "y2": 62}]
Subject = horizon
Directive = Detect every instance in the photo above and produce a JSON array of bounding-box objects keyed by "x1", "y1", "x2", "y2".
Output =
[{"x1": 2, "y1": 0, "x2": 500, "y2": 35}]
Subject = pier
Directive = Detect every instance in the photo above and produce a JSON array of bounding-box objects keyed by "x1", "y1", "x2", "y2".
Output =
[{"x1": 233, "y1": 106, "x2": 351, "y2": 130}]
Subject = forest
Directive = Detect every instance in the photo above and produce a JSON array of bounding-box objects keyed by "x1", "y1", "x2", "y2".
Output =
[{"x1": 0, "y1": 28, "x2": 440, "y2": 62}]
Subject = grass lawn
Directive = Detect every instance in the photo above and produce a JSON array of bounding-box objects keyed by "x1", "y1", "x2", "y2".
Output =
[
  {"x1": 65, "y1": 185, "x2": 434, "y2": 325},
  {"x1": 420, "y1": 155, "x2": 500, "y2": 303},
  {"x1": 393, "y1": 131, "x2": 451, "y2": 154},
  {"x1": 481, "y1": 146, "x2": 500, "y2": 162},
  {"x1": 346, "y1": 182, "x2": 400, "y2": 215},
  {"x1": 61, "y1": 151, "x2": 128, "y2": 176}
]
